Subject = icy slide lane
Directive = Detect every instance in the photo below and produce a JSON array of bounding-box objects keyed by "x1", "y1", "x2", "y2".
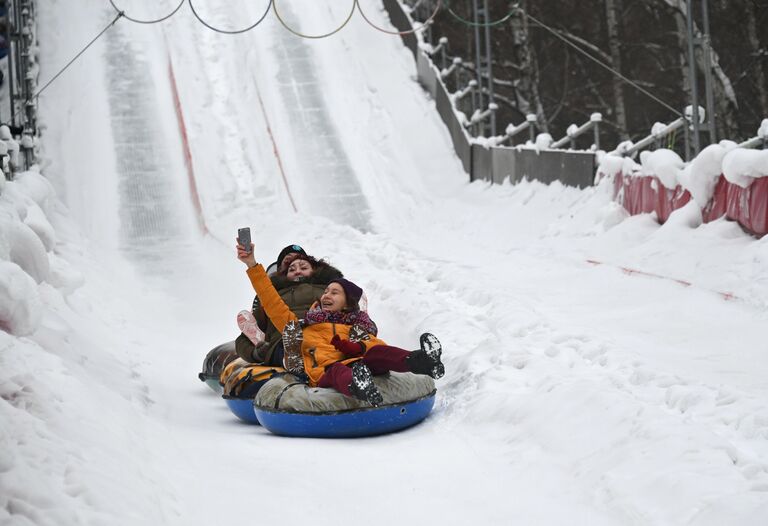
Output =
[
  {"x1": 24, "y1": 0, "x2": 768, "y2": 525},
  {"x1": 104, "y1": 21, "x2": 200, "y2": 276},
  {"x1": 267, "y1": 2, "x2": 373, "y2": 232}
]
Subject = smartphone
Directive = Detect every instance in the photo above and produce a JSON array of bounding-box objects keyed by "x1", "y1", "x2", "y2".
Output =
[{"x1": 237, "y1": 227, "x2": 252, "y2": 253}]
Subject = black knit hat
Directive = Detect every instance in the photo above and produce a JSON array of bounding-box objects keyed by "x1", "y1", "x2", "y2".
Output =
[
  {"x1": 329, "y1": 278, "x2": 363, "y2": 309},
  {"x1": 274, "y1": 244, "x2": 307, "y2": 269}
]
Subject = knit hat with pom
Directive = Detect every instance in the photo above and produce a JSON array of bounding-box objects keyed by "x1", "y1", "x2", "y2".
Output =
[{"x1": 329, "y1": 278, "x2": 363, "y2": 310}]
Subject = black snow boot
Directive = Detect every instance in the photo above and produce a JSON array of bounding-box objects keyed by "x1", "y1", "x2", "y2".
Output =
[
  {"x1": 405, "y1": 333, "x2": 445, "y2": 379},
  {"x1": 348, "y1": 361, "x2": 383, "y2": 407},
  {"x1": 282, "y1": 320, "x2": 304, "y2": 376}
]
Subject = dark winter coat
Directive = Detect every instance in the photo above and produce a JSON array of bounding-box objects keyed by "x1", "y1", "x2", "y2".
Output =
[{"x1": 235, "y1": 262, "x2": 343, "y2": 364}]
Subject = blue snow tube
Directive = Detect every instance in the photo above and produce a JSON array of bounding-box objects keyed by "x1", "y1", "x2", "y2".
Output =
[
  {"x1": 220, "y1": 365, "x2": 284, "y2": 424},
  {"x1": 223, "y1": 396, "x2": 261, "y2": 424},
  {"x1": 254, "y1": 392, "x2": 435, "y2": 437},
  {"x1": 253, "y1": 372, "x2": 437, "y2": 438}
]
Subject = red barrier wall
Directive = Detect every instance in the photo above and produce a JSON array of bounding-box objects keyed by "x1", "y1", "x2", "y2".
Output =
[
  {"x1": 614, "y1": 172, "x2": 767, "y2": 237},
  {"x1": 701, "y1": 176, "x2": 728, "y2": 222},
  {"x1": 743, "y1": 177, "x2": 768, "y2": 235}
]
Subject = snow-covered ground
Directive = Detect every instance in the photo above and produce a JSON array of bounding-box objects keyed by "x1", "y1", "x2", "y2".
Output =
[{"x1": 2, "y1": 1, "x2": 768, "y2": 524}]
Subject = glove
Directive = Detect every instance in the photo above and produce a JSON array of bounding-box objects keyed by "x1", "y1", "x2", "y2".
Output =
[{"x1": 331, "y1": 334, "x2": 365, "y2": 358}]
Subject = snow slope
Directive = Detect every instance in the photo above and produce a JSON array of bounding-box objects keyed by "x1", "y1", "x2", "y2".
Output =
[{"x1": 2, "y1": 1, "x2": 768, "y2": 524}]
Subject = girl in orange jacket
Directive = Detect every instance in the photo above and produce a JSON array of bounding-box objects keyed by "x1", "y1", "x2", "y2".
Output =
[{"x1": 236, "y1": 241, "x2": 444, "y2": 406}]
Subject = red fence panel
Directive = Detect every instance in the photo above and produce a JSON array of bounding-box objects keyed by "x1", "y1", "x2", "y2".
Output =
[
  {"x1": 701, "y1": 175, "x2": 728, "y2": 223},
  {"x1": 637, "y1": 177, "x2": 657, "y2": 215},
  {"x1": 745, "y1": 178, "x2": 768, "y2": 237},
  {"x1": 671, "y1": 185, "x2": 692, "y2": 214},
  {"x1": 613, "y1": 172, "x2": 624, "y2": 201},
  {"x1": 614, "y1": 170, "x2": 766, "y2": 238},
  {"x1": 725, "y1": 183, "x2": 747, "y2": 223},
  {"x1": 656, "y1": 185, "x2": 674, "y2": 222}
]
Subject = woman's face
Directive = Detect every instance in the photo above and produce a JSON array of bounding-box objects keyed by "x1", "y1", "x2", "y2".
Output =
[
  {"x1": 320, "y1": 283, "x2": 347, "y2": 312},
  {"x1": 286, "y1": 259, "x2": 313, "y2": 281}
]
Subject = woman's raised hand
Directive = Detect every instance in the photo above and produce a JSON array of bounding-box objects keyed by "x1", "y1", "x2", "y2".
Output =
[{"x1": 236, "y1": 240, "x2": 257, "y2": 268}]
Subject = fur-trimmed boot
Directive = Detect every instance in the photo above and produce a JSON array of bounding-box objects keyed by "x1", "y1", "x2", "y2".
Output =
[
  {"x1": 405, "y1": 333, "x2": 445, "y2": 379},
  {"x1": 349, "y1": 361, "x2": 383, "y2": 407},
  {"x1": 281, "y1": 320, "x2": 304, "y2": 375}
]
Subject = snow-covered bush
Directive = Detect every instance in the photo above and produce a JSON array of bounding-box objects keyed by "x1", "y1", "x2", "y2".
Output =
[
  {"x1": 0, "y1": 260, "x2": 42, "y2": 335},
  {"x1": 0, "y1": 169, "x2": 78, "y2": 335}
]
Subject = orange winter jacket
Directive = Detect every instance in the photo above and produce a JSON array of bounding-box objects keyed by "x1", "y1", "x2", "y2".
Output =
[{"x1": 246, "y1": 264, "x2": 387, "y2": 387}]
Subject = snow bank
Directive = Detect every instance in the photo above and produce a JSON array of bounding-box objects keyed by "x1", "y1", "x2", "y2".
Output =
[
  {"x1": 0, "y1": 260, "x2": 41, "y2": 335},
  {"x1": 722, "y1": 148, "x2": 768, "y2": 188},
  {"x1": 534, "y1": 133, "x2": 553, "y2": 150},
  {"x1": 678, "y1": 141, "x2": 737, "y2": 207},
  {"x1": 759, "y1": 118, "x2": 768, "y2": 139},
  {"x1": 596, "y1": 153, "x2": 637, "y2": 181},
  {"x1": 0, "y1": 170, "x2": 80, "y2": 334},
  {"x1": 0, "y1": 162, "x2": 179, "y2": 524},
  {"x1": 639, "y1": 149, "x2": 683, "y2": 189}
]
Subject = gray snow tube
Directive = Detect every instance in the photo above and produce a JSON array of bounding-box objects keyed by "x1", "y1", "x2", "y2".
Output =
[{"x1": 254, "y1": 372, "x2": 437, "y2": 437}]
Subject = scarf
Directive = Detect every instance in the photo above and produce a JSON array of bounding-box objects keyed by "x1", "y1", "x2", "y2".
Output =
[{"x1": 303, "y1": 306, "x2": 378, "y2": 336}]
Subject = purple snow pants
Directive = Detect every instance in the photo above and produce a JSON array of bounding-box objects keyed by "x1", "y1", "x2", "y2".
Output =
[{"x1": 317, "y1": 345, "x2": 410, "y2": 396}]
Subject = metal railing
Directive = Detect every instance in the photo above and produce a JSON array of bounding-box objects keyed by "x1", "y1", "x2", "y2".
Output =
[
  {"x1": 2, "y1": 0, "x2": 38, "y2": 181},
  {"x1": 611, "y1": 107, "x2": 767, "y2": 159},
  {"x1": 499, "y1": 114, "x2": 538, "y2": 145},
  {"x1": 738, "y1": 119, "x2": 768, "y2": 149},
  {"x1": 551, "y1": 113, "x2": 602, "y2": 151},
  {"x1": 395, "y1": 0, "x2": 768, "y2": 191}
]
